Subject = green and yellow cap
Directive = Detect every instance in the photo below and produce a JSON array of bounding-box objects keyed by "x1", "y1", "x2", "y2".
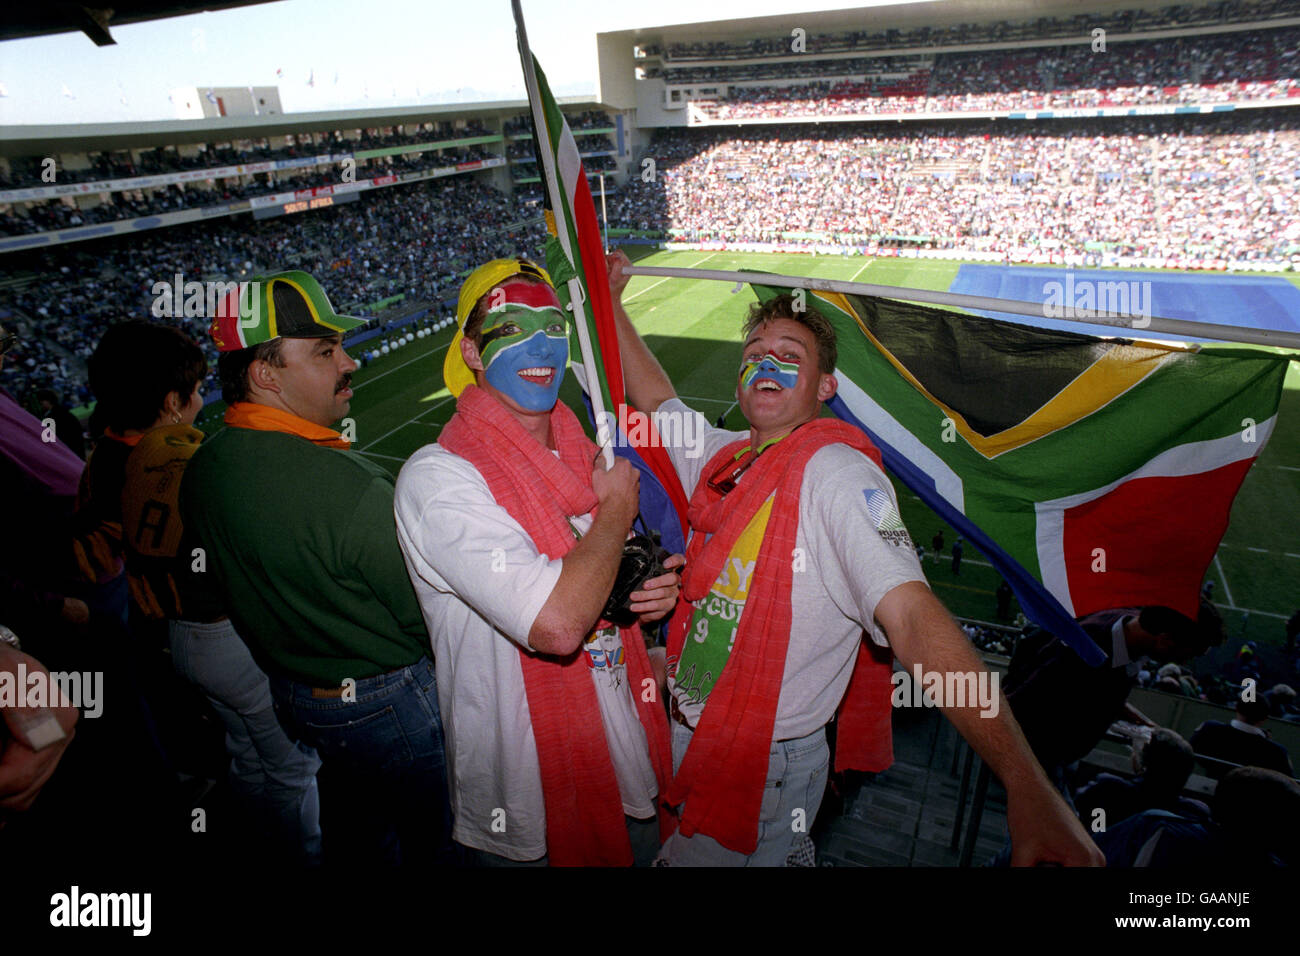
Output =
[{"x1": 209, "y1": 270, "x2": 367, "y2": 353}]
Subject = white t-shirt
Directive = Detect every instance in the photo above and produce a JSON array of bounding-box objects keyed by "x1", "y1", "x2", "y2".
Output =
[
  {"x1": 660, "y1": 398, "x2": 926, "y2": 740},
  {"x1": 394, "y1": 444, "x2": 657, "y2": 861}
]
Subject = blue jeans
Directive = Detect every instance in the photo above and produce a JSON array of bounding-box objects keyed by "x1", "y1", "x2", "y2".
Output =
[
  {"x1": 269, "y1": 655, "x2": 455, "y2": 866},
  {"x1": 658, "y1": 721, "x2": 829, "y2": 866},
  {"x1": 169, "y1": 618, "x2": 322, "y2": 864}
]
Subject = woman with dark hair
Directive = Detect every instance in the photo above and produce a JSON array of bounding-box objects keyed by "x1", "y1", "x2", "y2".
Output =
[{"x1": 80, "y1": 320, "x2": 321, "y2": 864}]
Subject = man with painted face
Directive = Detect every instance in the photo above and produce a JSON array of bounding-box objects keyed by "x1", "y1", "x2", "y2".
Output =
[
  {"x1": 394, "y1": 257, "x2": 683, "y2": 866},
  {"x1": 606, "y1": 249, "x2": 1104, "y2": 867}
]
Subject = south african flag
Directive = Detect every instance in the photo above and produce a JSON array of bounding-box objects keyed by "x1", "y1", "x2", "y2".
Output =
[
  {"x1": 513, "y1": 2, "x2": 689, "y2": 548},
  {"x1": 752, "y1": 284, "x2": 1291, "y2": 661}
]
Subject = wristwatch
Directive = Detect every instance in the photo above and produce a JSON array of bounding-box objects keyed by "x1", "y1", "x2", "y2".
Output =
[{"x1": 0, "y1": 624, "x2": 21, "y2": 651}]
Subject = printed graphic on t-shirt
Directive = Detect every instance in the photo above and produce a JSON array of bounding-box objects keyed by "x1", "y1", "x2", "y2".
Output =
[
  {"x1": 670, "y1": 496, "x2": 774, "y2": 726},
  {"x1": 862, "y1": 488, "x2": 913, "y2": 549},
  {"x1": 583, "y1": 625, "x2": 627, "y2": 691}
]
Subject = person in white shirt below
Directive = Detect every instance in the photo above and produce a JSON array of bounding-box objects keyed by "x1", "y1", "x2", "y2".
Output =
[{"x1": 394, "y1": 257, "x2": 683, "y2": 866}]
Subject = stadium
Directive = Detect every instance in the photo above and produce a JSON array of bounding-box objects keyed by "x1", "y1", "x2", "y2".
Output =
[{"x1": 2, "y1": 0, "x2": 1299, "y2": 899}]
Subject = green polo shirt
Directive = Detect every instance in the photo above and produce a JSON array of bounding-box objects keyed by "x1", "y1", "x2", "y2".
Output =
[{"x1": 179, "y1": 425, "x2": 429, "y2": 686}]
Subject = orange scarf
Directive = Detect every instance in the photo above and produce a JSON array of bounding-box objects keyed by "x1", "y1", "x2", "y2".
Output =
[
  {"x1": 224, "y1": 402, "x2": 350, "y2": 448},
  {"x1": 439, "y1": 385, "x2": 674, "y2": 866}
]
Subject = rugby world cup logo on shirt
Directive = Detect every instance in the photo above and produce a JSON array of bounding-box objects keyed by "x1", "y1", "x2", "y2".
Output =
[
  {"x1": 740, "y1": 351, "x2": 800, "y2": 392},
  {"x1": 862, "y1": 488, "x2": 913, "y2": 548}
]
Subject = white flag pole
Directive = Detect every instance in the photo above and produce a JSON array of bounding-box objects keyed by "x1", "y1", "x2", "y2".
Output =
[
  {"x1": 512, "y1": 0, "x2": 615, "y2": 468},
  {"x1": 620, "y1": 264, "x2": 1300, "y2": 350}
]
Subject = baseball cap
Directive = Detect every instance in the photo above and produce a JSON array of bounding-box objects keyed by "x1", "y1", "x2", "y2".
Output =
[
  {"x1": 210, "y1": 270, "x2": 368, "y2": 353},
  {"x1": 443, "y1": 257, "x2": 555, "y2": 398}
]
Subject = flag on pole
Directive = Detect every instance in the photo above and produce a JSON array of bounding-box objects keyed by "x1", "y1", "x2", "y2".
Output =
[
  {"x1": 511, "y1": 1, "x2": 689, "y2": 547},
  {"x1": 751, "y1": 283, "x2": 1290, "y2": 662}
]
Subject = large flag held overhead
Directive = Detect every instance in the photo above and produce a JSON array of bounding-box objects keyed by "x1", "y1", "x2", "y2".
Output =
[
  {"x1": 512, "y1": 2, "x2": 689, "y2": 550},
  {"x1": 750, "y1": 284, "x2": 1291, "y2": 663}
]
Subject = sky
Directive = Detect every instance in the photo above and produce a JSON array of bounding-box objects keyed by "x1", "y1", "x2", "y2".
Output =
[{"x1": 0, "y1": 0, "x2": 933, "y2": 127}]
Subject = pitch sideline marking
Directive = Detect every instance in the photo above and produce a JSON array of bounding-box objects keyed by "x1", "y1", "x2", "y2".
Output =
[
  {"x1": 355, "y1": 450, "x2": 408, "y2": 463},
  {"x1": 362, "y1": 396, "x2": 454, "y2": 451},
  {"x1": 848, "y1": 258, "x2": 874, "y2": 283},
  {"x1": 623, "y1": 252, "x2": 717, "y2": 303},
  {"x1": 354, "y1": 340, "x2": 451, "y2": 391},
  {"x1": 1213, "y1": 553, "x2": 1236, "y2": 609}
]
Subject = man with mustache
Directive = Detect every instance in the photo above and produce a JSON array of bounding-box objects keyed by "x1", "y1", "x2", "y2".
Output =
[
  {"x1": 180, "y1": 270, "x2": 454, "y2": 865},
  {"x1": 606, "y1": 250, "x2": 1103, "y2": 867},
  {"x1": 394, "y1": 258, "x2": 682, "y2": 866}
]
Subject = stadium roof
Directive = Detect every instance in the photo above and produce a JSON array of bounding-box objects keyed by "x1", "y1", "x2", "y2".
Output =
[
  {"x1": 0, "y1": 1, "x2": 283, "y2": 47},
  {"x1": 0, "y1": 95, "x2": 599, "y2": 156},
  {"x1": 603, "y1": 0, "x2": 1210, "y2": 44}
]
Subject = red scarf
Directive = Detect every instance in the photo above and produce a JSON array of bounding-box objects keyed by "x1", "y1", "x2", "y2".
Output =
[
  {"x1": 439, "y1": 386, "x2": 674, "y2": 866},
  {"x1": 224, "y1": 402, "x2": 350, "y2": 448},
  {"x1": 665, "y1": 419, "x2": 895, "y2": 854}
]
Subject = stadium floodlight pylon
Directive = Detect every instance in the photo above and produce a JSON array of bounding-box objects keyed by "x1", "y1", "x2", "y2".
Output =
[{"x1": 621, "y1": 264, "x2": 1300, "y2": 351}]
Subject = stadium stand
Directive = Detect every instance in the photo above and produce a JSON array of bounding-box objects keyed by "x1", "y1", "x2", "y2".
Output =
[
  {"x1": 680, "y1": 26, "x2": 1300, "y2": 119},
  {"x1": 0, "y1": 121, "x2": 493, "y2": 190},
  {"x1": 3, "y1": 0, "x2": 1297, "y2": 879},
  {"x1": 607, "y1": 111, "x2": 1300, "y2": 263},
  {"x1": 0, "y1": 176, "x2": 547, "y2": 405},
  {"x1": 650, "y1": 0, "x2": 1298, "y2": 62},
  {"x1": 5, "y1": 0, "x2": 1299, "y2": 423}
]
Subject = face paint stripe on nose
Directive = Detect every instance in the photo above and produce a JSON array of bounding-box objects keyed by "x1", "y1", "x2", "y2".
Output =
[{"x1": 740, "y1": 351, "x2": 801, "y2": 390}]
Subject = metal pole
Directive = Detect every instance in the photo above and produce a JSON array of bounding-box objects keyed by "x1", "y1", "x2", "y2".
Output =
[{"x1": 620, "y1": 264, "x2": 1300, "y2": 350}]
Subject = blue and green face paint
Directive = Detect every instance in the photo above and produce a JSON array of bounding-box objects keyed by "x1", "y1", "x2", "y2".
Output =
[
  {"x1": 740, "y1": 350, "x2": 801, "y2": 393},
  {"x1": 478, "y1": 281, "x2": 570, "y2": 411}
]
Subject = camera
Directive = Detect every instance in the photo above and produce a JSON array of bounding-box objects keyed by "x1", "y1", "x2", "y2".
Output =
[{"x1": 602, "y1": 530, "x2": 673, "y2": 628}]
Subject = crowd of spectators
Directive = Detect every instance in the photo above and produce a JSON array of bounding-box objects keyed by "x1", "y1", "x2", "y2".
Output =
[
  {"x1": 566, "y1": 110, "x2": 616, "y2": 131},
  {"x1": 509, "y1": 134, "x2": 616, "y2": 162},
  {"x1": 504, "y1": 110, "x2": 612, "y2": 138},
  {"x1": 0, "y1": 120, "x2": 493, "y2": 191},
  {"x1": 686, "y1": 26, "x2": 1300, "y2": 120},
  {"x1": 607, "y1": 111, "x2": 1300, "y2": 262},
  {"x1": 6, "y1": 103, "x2": 1299, "y2": 407},
  {"x1": 654, "y1": 0, "x2": 1297, "y2": 61},
  {"x1": 0, "y1": 145, "x2": 499, "y2": 237},
  {"x1": 0, "y1": 174, "x2": 546, "y2": 410}
]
